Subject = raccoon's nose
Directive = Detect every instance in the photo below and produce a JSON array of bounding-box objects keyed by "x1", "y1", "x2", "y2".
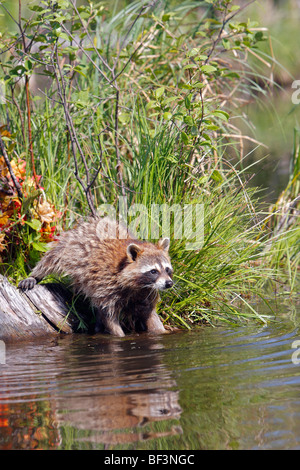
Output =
[{"x1": 165, "y1": 280, "x2": 173, "y2": 289}]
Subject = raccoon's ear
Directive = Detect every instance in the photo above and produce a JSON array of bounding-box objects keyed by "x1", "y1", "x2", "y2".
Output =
[
  {"x1": 158, "y1": 237, "x2": 170, "y2": 252},
  {"x1": 127, "y1": 243, "x2": 142, "y2": 261}
]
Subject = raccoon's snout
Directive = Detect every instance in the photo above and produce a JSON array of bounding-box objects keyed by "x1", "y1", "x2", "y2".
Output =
[{"x1": 165, "y1": 280, "x2": 173, "y2": 289}]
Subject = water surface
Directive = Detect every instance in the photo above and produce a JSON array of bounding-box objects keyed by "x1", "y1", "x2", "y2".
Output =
[{"x1": 0, "y1": 303, "x2": 299, "y2": 450}]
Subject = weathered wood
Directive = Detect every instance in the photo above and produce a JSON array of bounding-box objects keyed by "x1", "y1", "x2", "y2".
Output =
[
  {"x1": 0, "y1": 276, "x2": 55, "y2": 341},
  {"x1": 0, "y1": 276, "x2": 92, "y2": 342},
  {"x1": 22, "y1": 283, "x2": 78, "y2": 334}
]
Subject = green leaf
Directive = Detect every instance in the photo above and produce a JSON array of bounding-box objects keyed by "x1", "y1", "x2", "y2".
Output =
[
  {"x1": 183, "y1": 64, "x2": 197, "y2": 70},
  {"x1": 212, "y1": 110, "x2": 229, "y2": 121},
  {"x1": 119, "y1": 112, "x2": 130, "y2": 124},
  {"x1": 181, "y1": 131, "x2": 189, "y2": 144},
  {"x1": 205, "y1": 124, "x2": 219, "y2": 131},
  {"x1": 146, "y1": 100, "x2": 156, "y2": 110},
  {"x1": 185, "y1": 95, "x2": 191, "y2": 110},
  {"x1": 211, "y1": 170, "x2": 223, "y2": 183},
  {"x1": 188, "y1": 48, "x2": 200, "y2": 57},
  {"x1": 201, "y1": 64, "x2": 217, "y2": 74},
  {"x1": 26, "y1": 219, "x2": 42, "y2": 232},
  {"x1": 223, "y1": 72, "x2": 240, "y2": 79},
  {"x1": 190, "y1": 126, "x2": 198, "y2": 136},
  {"x1": 57, "y1": 32, "x2": 70, "y2": 41},
  {"x1": 32, "y1": 242, "x2": 49, "y2": 252},
  {"x1": 155, "y1": 87, "x2": 165, "y2": 99},
  {"x1": 162, "y1": 13, "x2": 170, "y2": 22},
  {"x1": 74, "y1": 66, "x2": 87, "y2": 78},
  {"x1": 193, "y1": 81, "x2": 205, "y2": 89},
  {"x1": 22, "y1": 190, "x2": 41, "y2": 213},
  {"x1": 179, "y1": 83, "x2": 192, "y2": 90},
  {"x1": 183, "y1": 115, "x2": 194, "y2": 126},
  {"x1": 163, "y1": 112, "x2": 172, "y2": 121},
  {"x1": 255, "y1": 31, "x2": 265, "y2": 41},
  {"x1": 229, "y1": 5, "x2": 240, "y2": 12},
  {"x1": 222, "y1": 38, "x2": 231, "y2": 50},
  {"x1": 162, "y1": 97, "x2": 177, "y2": 105},
  {"x1": 10, "y1": 65, "x2": 26, "y2": 77}
]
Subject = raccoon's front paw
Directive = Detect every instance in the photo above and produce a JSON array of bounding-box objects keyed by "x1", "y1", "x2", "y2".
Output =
[{"x1": 18, "y1": 277, "x2": 37, "y2": 290}]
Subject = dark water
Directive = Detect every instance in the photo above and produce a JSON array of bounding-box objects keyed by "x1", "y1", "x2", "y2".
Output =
[{"x1": 0, "y1": 303, "x2": 299, "y2": 450}]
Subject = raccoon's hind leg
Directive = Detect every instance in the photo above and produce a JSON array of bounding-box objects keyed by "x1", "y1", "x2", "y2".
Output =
[{"x1": 95, "y1": 306, "x2": 125, "y2": 337}]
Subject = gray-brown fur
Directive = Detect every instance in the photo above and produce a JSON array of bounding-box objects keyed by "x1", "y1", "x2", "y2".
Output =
[{"x1": 18, "y1": 217, "x2": 173, "y2": 337}]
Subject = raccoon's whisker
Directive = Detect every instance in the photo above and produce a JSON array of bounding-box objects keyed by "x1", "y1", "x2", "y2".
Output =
[
  {"x1": 173, "y1": 286, "x2": 182, "y2": 299},
  {"x1": 142, "y1": 286, "x2": 157, "y2": 301}
]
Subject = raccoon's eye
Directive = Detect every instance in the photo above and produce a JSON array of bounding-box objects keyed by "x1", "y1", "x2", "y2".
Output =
[
  {"x1": 165, "y1": 267, "x2": 173, "y2": 276},
  {"x1": 150, "y1": 269, "x2": 159, "y2": 275}
]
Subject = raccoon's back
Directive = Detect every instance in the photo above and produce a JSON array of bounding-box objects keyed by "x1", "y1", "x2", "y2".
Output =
[{"x1": 54, "y1": 217, "x2": 134, "y2": 289}]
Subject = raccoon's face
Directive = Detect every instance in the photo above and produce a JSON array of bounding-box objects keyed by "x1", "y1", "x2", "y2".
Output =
[
  {"x1": 124, "y1": 238, "x2": 174, "y2": 291},
  {"x1": 138, "y1": 259, "x2": 174, "y2": 291}
]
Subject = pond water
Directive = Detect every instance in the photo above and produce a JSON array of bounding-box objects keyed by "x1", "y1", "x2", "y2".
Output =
[{"x1": 0, "y1": 302, "x2": 299, "y2": 450}]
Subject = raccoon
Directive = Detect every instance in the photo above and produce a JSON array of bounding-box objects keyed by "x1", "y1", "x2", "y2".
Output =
[{"x1": 18, "y1": 217, "x2": 174, "y2": 337}]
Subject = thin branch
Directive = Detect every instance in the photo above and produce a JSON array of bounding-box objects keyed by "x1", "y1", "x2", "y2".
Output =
[
  {"x1": 17, "y1": 0, "x2": 39, "y2": 187},
  {"x1": 53, "y1": 42, "x2": 97, "y2": 217},
  {"x1": 0, "y1": 135, "x2": 23, "y2": 200},
  {"x1": 87, "y1": 150, "x2": 103, "y2": 191},
  {"x1": 109, "y1": 40, "x2": 145, "y2": 85},
  {"x1": 10, "y1": 85, "x2": 25, "y2": 143},
  {"x1": 70, "y1": 0, "x2": 113, "y2": 74},
  {"x1": 24, "y1": 75, "x2": 38, "y2": 185},
  {"x1": 188, "y1": 87, "x2": 205, "y2": 165},
  {"x1": 112, "y1": 1, "x2": 156, "y2": 72},
  {"x1": 110, "y1": 1, "x2": 160, "y2": 85},
  {"x1": 60, "y1": 22, "x2": 116, "y2": 89},
  {"x1": 204, "y1": 0, "x2": 256, "y2": 65}
]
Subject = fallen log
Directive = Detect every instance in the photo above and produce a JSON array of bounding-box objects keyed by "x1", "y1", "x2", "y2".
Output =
[{"x1": 0, "y1": 275, "x2": 92, "y2": 342}]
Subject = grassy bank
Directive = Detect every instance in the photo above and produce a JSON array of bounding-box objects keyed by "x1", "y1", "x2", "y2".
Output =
[{"x1": 0, "y1": 0, "x2": 298, "y2": 329}]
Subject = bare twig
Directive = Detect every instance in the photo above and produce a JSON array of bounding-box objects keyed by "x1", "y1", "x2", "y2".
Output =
[
  {"x1": 17, "y1": 0, "x2": 39, "y2": 187},
  {"x1": 24, "y1": 76, "x2": 38, "y2": 185},
  {"x1": 10, "y1": 85, "x2": 25, "y2": 143},
  {"x1": 70, "y1": 0, "x2": 113, "y2": 74},
  {"x1": 188, "y1": 87, "x2": 204, "y2": 165},
  {"x1": 60, "y1": 23, "x2": 116, "y2": 89},
  {"x1": 0, "y1": 135, "x2": 23, "y2": 200},
  {"x1": 53, "y1": 42, "x2": 98, "y2": 217},
  {"x1": 205, "y1": 0, "x2": 256, "y2": 65},
  {"x1": 112, "y1": 1, "x2": 157, "y2": 72}
]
